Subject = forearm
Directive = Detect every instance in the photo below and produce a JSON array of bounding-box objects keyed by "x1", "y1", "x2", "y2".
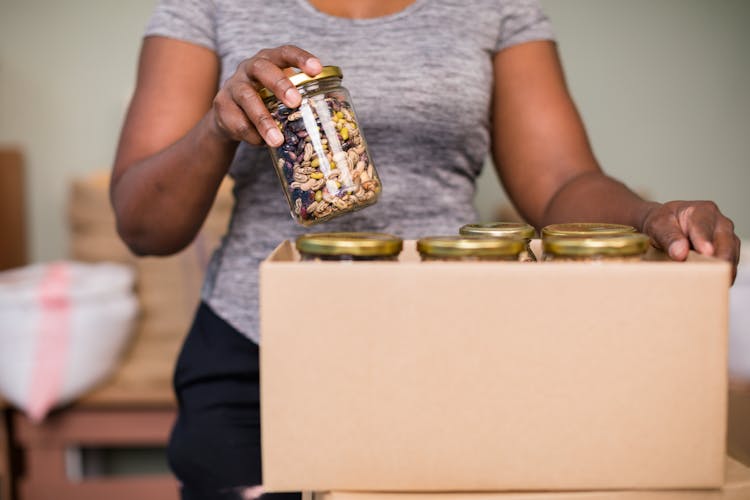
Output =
[
  {"x1": 111, "y1": 110, "x2": 239, "y2": 256},
  {"x1": 539, "y1": 170, "x2": 658, "y2": 231}
]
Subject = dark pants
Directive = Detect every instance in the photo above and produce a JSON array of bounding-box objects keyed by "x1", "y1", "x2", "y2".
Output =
[{"x1": 168, "y1": 302, "x2": 301, "y2": 500}]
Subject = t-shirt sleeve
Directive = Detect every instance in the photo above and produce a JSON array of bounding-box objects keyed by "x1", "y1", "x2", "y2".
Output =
[
  {"x1": 144, "y1": 0, "x2": 217, "y2": 52},
  {"x1": 495, "y1": 0, "x2": 555, "y2": 52}
]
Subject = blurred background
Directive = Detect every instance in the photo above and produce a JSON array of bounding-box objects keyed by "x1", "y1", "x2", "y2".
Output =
[
  {"x1": 0, "y1": 1, "x2": 749, "y2": 499},
  {"x1": 0, "y1": 0, "x2": 748, "y2": 261}
]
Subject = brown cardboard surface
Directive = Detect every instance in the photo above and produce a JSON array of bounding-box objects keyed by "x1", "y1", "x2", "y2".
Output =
[
  {"x1": 0, "y1": 405, "x2": 10, "y2": 500},
  {"x1": 0, "y1": 147, "x2": 27, "y2": 271},
  {"x1": 261, "y1": 240, "x2": 730, "y2": 492},
  {"x1": 728, "y1": 381, "x2": 750, "y2": 467},
  {"x1": 312, "y1": 459, "x2": 750, "y2": 499}
]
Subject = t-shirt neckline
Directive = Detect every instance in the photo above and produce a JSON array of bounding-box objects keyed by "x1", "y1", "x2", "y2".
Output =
[{"x1": 295, "y1": 0, "x2": 428, "y2": 25}]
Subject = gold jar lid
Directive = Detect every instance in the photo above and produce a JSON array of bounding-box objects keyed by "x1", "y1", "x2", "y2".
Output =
[
  {"x1": 543, "y1": 233, "x2": 650, "y2": 258},
  {"x1": 417, "y1": 236, "x2": 525, "y2": 258},
  {"x1": 541, "y1": 222, "x2": 637, "y2": 238},
  {"x1": 459, "y1": 222, "x2": 535, "y2": 239},
  {"x1": 259, "y1": 66, "x2": 343, "y2": 100},
  {"x1": 296, "y1": 232, "x2": 402, "y2": 257}
]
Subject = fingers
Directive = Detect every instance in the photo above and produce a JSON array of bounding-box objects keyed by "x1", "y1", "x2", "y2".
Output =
[
  {"x1": 212, "y1": 45, "x2": 322, "y2": 146},
  {"x1": 213, "y1": 88, "x2": 267, "y2": 144},
  {"x1": 711, "y1": 216, "x2": 739, "y2": 283},
  {"x1": 250, "y1": 45, "x2": 322, "y2": 108},
  {"x1": 733, "y1": 237, "x2": 741, "y2": 284},
  {"x1": 256, "y1": 45, "x2": 322, "y2": 79},
  {"x1": 228, "y1": 78, "x2": 285, "y2": 146},
  {"x1": 643, "y1": 208, "x2": 690, "y2": 261},
  {"x1": 244, "y1": 56, "x2": 303, "y2": 108},
  {"x1": 678, "y1": 204, "x2": 715, "y2": 256},
  {"x1": 644, "y1": 201, "x2": 740, "y2": 283}
]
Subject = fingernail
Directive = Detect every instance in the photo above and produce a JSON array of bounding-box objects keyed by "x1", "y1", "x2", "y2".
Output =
[
  {"x1": 306, "y1": 58, "x2": 322, "y2": 72},
  {"x1": 668, "y1": 240, "x2": 688, "y2": 259},
  {"x1": 268, "y1": 128, "x2": 283, "y2": 145},
  {"x1": 284, "y1": 87, "x2": 300, "y2": 105},
  {"x1": 700, "y1": 241, "x2": 714, "y2": 255}
]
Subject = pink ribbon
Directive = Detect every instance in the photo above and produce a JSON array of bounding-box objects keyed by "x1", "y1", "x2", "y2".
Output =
[{"x1": 27, "y1": 262, "x2": 71, "y2": 422}]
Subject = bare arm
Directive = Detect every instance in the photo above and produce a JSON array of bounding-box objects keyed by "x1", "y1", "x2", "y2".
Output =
[
  {"x1": 491, "y1": 41, "x2": 739, "y2": 279},
  {"x1": 111, "y1": 37, "x2": 321, "y2": 255}
]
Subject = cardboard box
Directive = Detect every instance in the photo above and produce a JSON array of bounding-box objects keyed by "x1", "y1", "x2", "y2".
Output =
[
  {"x1": 312, "y1": 458, "x2": 750, "y2": 500},
  {"x1": 260, "y1": 241, "x2": 730, "y2": 492}
]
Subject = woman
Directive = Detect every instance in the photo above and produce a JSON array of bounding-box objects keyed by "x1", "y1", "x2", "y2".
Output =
[{"x1": 110, "y1": 1, "x2": 739, "y2": 498}]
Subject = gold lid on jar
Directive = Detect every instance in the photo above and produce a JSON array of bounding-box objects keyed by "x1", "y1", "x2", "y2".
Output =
[
  {"x1": 417, "y1": 236, "x2": 525, "y2": 258},
  {"x1": 543, "y1": 233, "x2": 650, "y2": 258},
  {"x1": 259, "y1": 66, "x2": 343, "y2": 100},
  {"x1": 295, "y1": 232, "x2": 402, "y2": 257},
  {"x1": 459, "y1": 222, "x2": 535, "y2": 239},
  {"x1": 541, "y1": 222, "x2": 637, "y2": 238}
]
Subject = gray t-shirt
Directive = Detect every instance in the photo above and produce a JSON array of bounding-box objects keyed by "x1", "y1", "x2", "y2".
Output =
[{"x1": 145, "y1": 0, "x2": 554, "y2": 343}]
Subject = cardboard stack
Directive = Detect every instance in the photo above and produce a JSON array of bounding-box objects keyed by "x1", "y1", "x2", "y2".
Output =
[
  {"x1": 0, "y1": 147, "x2": 27, "y2": 271},
  {"x1": 68, "y1": 170, "x2": 233, "y2": 403},
  {"x1": 260, "y1": 241, "x2": 750, "y2": 498},
  {"x1": 728, "y1": 380, "x2": 750, "y2": 470}
]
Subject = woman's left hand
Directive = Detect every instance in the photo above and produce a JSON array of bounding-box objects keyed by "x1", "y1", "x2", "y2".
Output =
[{"x1": 641, "y1": 200, "x2": 741, "y2": 283}]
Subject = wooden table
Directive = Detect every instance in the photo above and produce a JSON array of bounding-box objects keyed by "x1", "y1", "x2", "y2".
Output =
[
  {"x1": 1, "y1": 400, "x2": 10, "y2": 500},
  {"x1": 729, "y1": 378, "x2": 750, "y2": 467},
  {"x1": 11, "y1": 328, "x2": 182, "y2": 500}
]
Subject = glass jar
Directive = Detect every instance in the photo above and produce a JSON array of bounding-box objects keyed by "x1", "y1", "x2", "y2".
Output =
[
  {"x1": 542, "y1": 233, "x2": 650, "y2": 261},
  {"x1": 541, "y1": 222, "x2": 637, "y2": 239},
  {"x1": 417, "y1": 236, "x2": 525, "y2": 262},
  {"x1": 261, "y1": 66, "x2": 381, "y2": 226},
  {"x1": 295, "y1": 232, "x2": 402, "y2": 261},
  {"x1": 459, "y1": 222, "x2": 537, "y2": 262}
]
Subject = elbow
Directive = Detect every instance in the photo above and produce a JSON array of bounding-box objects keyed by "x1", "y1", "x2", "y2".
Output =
[
  {"x1": 109, "y1": 181, "x2": 194, "y2": 256},
  {"x1": 114, "y1": 211, "x2": 190, "y2": 257},
  {"x1": 114, "y1": 218, "x2": 155, "y2": 257}
]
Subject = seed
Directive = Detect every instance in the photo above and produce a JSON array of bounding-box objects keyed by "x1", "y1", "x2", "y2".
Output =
[{"x1": 271, "y1": 95, "x2": 378, "y2": 223}]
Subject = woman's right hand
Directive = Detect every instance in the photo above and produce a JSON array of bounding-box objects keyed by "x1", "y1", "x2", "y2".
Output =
[
  {"x1": 111, "y1": 40, "x2": 322, "y2": 256},
  {"x1": 211, "y1": 45, "x2": 323, "y2": 147}
]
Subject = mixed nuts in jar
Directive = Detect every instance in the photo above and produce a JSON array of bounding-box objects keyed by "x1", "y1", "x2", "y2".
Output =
[
  {"x1": 542, "y1": 233, "x2": 651, "y2": 261},
  {"x1": 261, "y1": 66, "x2": 381, "y2": 226},
  {"x1": 295, "y1": 232, "x2": 402, "y2": 261},
  {"x1": 459, "y1": 222, "x2": 537, "y2": 261},
  {"x1": 417, "y1": 236, "x2": 525, "y2": 262}
]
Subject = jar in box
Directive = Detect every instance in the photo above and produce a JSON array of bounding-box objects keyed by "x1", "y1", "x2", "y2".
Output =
[
  {"x1": 295, "y1": 232, "x2": 402, "y2": 261},
  {"x1": 459, "y1": 222, "x2": 537, "y2": 261},
  {"x1": 542, "y1": 233, "x2": 650, "y2": 261},
  {"x1": 541, "y1": 222, "x2": 637, "y2": 239},
  {"x1": 417, "y1": 236, "x2": 525, "y2": 262},
  {"x1": 261, "y1": 66, "x2": 381, "y2": 226}
]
